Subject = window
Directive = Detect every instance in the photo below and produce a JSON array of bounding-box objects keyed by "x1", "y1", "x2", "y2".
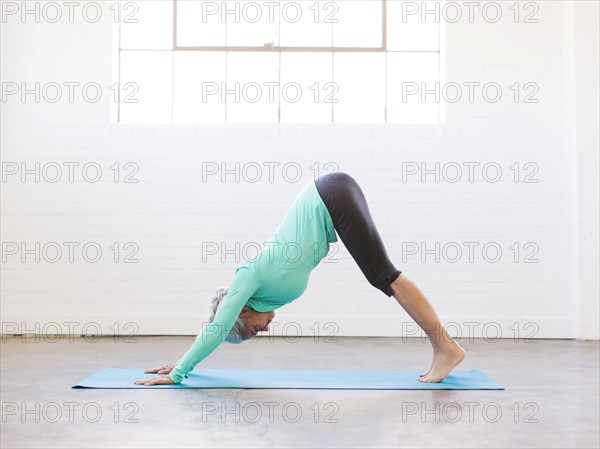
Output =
[{"x1": 112, "y1": 0, "x2": 443, "y2": 124}]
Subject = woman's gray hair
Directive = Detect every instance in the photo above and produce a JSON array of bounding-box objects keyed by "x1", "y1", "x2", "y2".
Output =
[{"x1": 207, "y1": 286, "x2": 247, "y2": 344}]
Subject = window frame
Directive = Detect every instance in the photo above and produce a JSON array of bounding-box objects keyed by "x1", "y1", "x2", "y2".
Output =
[
  {"x1": 112, "y1": 0, "x2": 445, "y2": 124},
  {"x1": 173, "y1": 0, "x2": 390, "y2": 53}
]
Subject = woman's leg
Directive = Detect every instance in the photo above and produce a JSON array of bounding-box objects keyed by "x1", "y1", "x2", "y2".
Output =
[
  {"x1": 315, "y1": 171, "x2": 465, "y2": 382},
  {"x1": 389, "y1": 274, "x2": 465, "y2": 382},
  {"x1": 314, "y1": 172, "x2": 401, "y2": 296}
]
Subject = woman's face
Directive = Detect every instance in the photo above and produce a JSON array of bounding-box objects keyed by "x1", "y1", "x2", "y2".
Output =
[{"x1": 240, "y1": 307, "x2": 275, "y2": 339}]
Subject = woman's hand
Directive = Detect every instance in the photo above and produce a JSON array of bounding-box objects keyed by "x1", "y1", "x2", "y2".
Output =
[
  {"x1": 134, "y1": 375, "x2": 175, "y2": 386},
  {"x1": 144, "y1": 365, "x2": 175, "y2": 375},
  {"x1": 133, "y1": 365, "x2": 178, "y2": 385}
]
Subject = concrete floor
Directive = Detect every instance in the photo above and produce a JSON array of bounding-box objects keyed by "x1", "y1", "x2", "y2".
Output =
[{"x1": 1, "y1": 336, "x2": 598, "y2": 448}]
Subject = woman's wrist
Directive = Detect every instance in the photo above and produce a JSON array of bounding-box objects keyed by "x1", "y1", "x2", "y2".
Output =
[{"x1": 168, "y1": 370, "x2": 182, "y2": 384}]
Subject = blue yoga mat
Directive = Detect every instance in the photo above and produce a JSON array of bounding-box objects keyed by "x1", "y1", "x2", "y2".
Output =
[{"x1": 72, "y1": 368, "x2": 504, "y2": 390}]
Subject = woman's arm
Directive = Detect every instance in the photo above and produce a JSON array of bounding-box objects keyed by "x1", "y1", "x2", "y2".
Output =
[{"x1": 167, "y1": 267, "x2": 262, "y2": 384}]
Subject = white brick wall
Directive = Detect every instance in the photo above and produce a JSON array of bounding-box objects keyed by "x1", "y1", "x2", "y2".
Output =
[
  {"x1": 574, "y1": 0, "x2": 600, "y2": 341},
  {"x1": 1, "y1": 1, "x2": 598, "y2": 339}
]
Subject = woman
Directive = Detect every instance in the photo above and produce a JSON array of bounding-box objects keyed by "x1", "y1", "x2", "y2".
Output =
[{"x1": 134, "y1": 171, "x2": 465, "y2": 386}]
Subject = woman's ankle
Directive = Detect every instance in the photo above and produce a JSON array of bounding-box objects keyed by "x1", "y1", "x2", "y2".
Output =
[{"x1": 429, "y1": 335, "x2": 461, "y2": 352}]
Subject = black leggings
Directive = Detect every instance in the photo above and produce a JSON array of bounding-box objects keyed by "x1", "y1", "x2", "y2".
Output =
[{"x1": 314, "y1": 171, "x2": 401, "y2": 297}]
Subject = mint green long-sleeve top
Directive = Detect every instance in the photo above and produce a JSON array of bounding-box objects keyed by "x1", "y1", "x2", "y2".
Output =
[{"x1": 169, "y1": 179, "x2": 338, "y2": 383}]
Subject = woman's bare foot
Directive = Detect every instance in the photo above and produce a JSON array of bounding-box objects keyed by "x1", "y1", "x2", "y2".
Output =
[
  {"x1": 419, "y1": 343, "x2": 466, "y2": 383},
  {"x1": 420, "y1": 352, "x2": 435, "y2": 377}
]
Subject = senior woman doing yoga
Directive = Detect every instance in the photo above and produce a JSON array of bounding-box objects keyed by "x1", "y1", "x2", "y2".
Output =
[{"x1": 135, "y1": 171, "x2": 466, "y2": 386}]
